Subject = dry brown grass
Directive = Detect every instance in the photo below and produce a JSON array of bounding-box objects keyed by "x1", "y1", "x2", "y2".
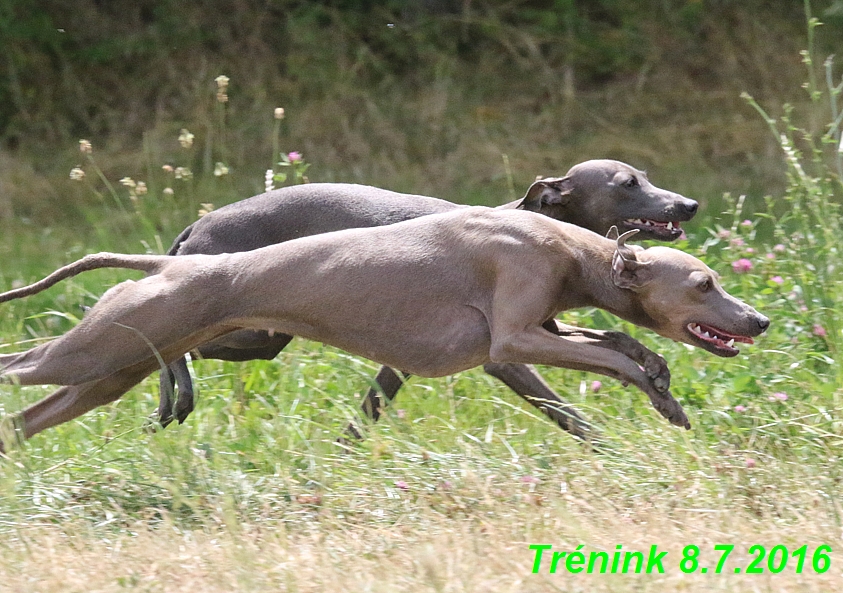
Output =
[{"x1": 2, "y1": 494, "x2": 840, "y2": 593}]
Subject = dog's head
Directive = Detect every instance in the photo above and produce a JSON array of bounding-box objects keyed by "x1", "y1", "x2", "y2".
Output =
[
  {"x1": 608, "y1": 228, "x2": 769, "y2": 357},
  {"x1": 518, "y1": 159, "x2": 698, "y2": 241}
]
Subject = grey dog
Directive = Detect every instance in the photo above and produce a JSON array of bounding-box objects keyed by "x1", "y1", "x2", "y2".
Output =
[
  {"x1": 0, "y1": 207, "x2": 768, "y2": 452},
  {"x1": 156, "y1": 159, "x2": 698, "y2": 439}
]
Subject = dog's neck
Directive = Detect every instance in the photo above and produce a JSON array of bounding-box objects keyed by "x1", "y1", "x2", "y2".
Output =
[{"x1": 573, "y1": 241, "x2": 660, "y2": 331}]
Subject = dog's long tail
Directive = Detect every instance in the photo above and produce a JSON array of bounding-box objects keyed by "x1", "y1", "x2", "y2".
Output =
[{"x1": 0, "y1": 253, "x2": 170, "y2": 304}]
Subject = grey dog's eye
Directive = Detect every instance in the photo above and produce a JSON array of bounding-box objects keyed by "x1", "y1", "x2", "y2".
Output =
[
  {"x1": 698, "y1": 278, "x2": 712, "y2": 292},
  {"x1": 624, "y1": 177, "x2": 638, "y2": 188}
]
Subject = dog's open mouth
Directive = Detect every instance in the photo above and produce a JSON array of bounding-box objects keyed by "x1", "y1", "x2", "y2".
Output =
[
  {"x1": 624, "y1": 218, "x2": 683, "y2": 240},
  {"x1": 686, "y1": 322, "x2": 754, "y2": 356}
]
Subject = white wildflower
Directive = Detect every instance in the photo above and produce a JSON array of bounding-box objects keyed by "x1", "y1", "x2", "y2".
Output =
[
  {"x1": 174, "y1": 167, "x2": 193, "y2": 180},
  {"x1": 214, "y1": 162, "x2": 229, "y2": 177},
  {"x1": 178, "y1": 129, "x2": 195, "y2": 149},
  {"x1": 215, "y1": 76, "x2": 230, "y2": 103}
]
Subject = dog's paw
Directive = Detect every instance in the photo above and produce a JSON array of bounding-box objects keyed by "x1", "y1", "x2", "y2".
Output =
[
  {"x1": 174, "y1": 395, "x2": 195, "y2": 425},
  {"x1": 672, "y1": 409, "x2": 691, "y2": 430},
  {"x1": 648, "y1": 390, "x2": 690, "y2": 430},
  {"x1": 643, "y1": 353, "x2": 671, "y2": 393}
]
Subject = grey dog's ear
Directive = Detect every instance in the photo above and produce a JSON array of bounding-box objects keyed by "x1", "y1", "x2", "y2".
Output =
[
  {"x1": 517, "y1": 176, "x2": 573, "y2": 212},
  {"x1": 611, "y1": 229, "x2": 652, "y2": 289},
  {"x1": 606, "y1": 226, "x2": 620, "y2": 241}
]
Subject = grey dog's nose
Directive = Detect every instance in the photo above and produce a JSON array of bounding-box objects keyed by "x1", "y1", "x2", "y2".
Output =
[
  {"x1": 756, "y1": 314, "x2": 770, "y2": 333},
  {"x1": 682, "y1": 200, "x2": 699, "y2": 216}
]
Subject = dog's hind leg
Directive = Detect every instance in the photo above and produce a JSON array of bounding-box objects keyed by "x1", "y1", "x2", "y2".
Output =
[
  {"x1": 156, "y1": 331, "x2": 296, "y2": 427},
  {"x1": 341, "y1": 366, "x2": 411, "y2": 441},
  {"x1": 361, "y1": 367, "x2": 410, "y2": 422},
  {"x1": 2, "y1": 359, "x2": 160, "y2": 451},
  {"x1": 157, "y1": 357, "x2": 195, "y2": 427}
]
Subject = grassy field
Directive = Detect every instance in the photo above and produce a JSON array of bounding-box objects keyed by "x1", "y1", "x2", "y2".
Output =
[{"x1": 2, "y1": 31, "x2": 843, "y2": 593}]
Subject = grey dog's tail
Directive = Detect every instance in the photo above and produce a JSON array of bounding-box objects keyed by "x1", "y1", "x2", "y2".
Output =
[{"x1": 0, "y1": 253, "x2": 170, "y2": 304}]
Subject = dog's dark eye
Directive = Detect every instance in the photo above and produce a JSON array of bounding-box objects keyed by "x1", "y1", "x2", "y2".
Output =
[
  {"x1": 624, "y1": 177, "x2": 638, "y2": 188},
  {"x1": 697, "y1": 278, "x2": 711, "y2": 293}
]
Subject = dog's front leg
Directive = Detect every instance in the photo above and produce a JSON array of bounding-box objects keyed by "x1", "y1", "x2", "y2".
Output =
[
  {"x1": 548, "y1": 321, "x2": 670, "y2": 394},
  {"x1": 490, "y1": 326, "x2": 690, "y2": 429},
  {"x1": 481, "y1": 362, "x2": 595, "y2": 440}
]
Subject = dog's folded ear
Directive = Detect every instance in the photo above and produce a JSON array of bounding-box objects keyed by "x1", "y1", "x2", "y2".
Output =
[
  {"x1": 606, "y1": 225, "x2": 620, "y2": 241},
  {"x1": 517, "y1": 176, "x2": 573, "y2": 212},
  {"x1": 611, "y1": 229, "x2": 652, "y2": 289}
]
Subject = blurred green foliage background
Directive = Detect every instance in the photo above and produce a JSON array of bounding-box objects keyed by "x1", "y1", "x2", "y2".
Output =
[{"x1": 2, "y1": 0, "x2": 843, "y2": 226}]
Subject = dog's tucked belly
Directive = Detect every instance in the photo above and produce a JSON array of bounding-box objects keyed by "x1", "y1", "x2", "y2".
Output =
[{"x1": 234, "y1": 306, "x2": 492, "y2": 378}]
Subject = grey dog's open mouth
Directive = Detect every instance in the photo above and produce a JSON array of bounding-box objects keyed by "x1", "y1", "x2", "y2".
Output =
[
  {"x1": 686, "y1": 322, "x2": 754, "y2": 357},
  {"x1": 623, "y1": 218, "x2": 684, "y2": 239}
]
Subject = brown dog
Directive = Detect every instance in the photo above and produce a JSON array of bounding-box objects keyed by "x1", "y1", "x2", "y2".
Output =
[{"x1": 0, "y1": 208, "x2": 766, "y2": 450}]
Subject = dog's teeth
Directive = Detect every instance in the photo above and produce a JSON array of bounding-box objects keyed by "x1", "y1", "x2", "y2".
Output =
[
  {"x1": 726, "y1": 339, "x2": 735, "y2": 347},
  {"x1": 702, "y1": 331, "x2": 710, "y2": 339},
  {"x1": 667, "y1": 221, "x2": 674, "y2": 230}
]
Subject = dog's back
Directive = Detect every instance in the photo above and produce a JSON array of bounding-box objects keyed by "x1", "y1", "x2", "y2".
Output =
[{"x1": 173, "y1": 183, "x2": 462, "y2": 256}]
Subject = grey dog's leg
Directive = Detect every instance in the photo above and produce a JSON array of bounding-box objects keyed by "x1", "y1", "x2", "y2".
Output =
[
  {"x1": 343, "y1": 361, "x2": 594, "y2": 443},
  {"x1": 549, "y1": 323, "x2": 671, "y2": 394},
  {"x1": 157, "y1": 332, "x2": 296, "y2": 427},
  {"x1": 342, "y1": 362, "x2": 596, "y2": 444},
  {"x1": 482, "y1": 321, "x2": 674, "y2": 442},
  {"x1": 8, "y1": 359, "x2": 162, "y2": 451},
  {"x1": 181, "y1": 334, "x2": 295, "y2": 420},
  {"x1": 482, "y1": 362, "x2": 595, "y2": 439},
  {"x1": 362, "y1": 367, "x2": 410, "y2": 421},
  {"x1": 342, "y1": 326, "x2": 594, "y2": 443},
  {"x1": 157, "y1": 357, "x2": 195, "y2": 427},
  {"x1": 342, "y1": 366, "x2": 410, "y2": 441}
]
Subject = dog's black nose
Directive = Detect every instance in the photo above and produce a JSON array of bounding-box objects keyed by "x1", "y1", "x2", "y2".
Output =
[
  {"x1": 756, "y1": 315, "x2": 770, "y2": 333},
  {"x1": 682, "y1": 200, "x2": 699, "y2": 216}
]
